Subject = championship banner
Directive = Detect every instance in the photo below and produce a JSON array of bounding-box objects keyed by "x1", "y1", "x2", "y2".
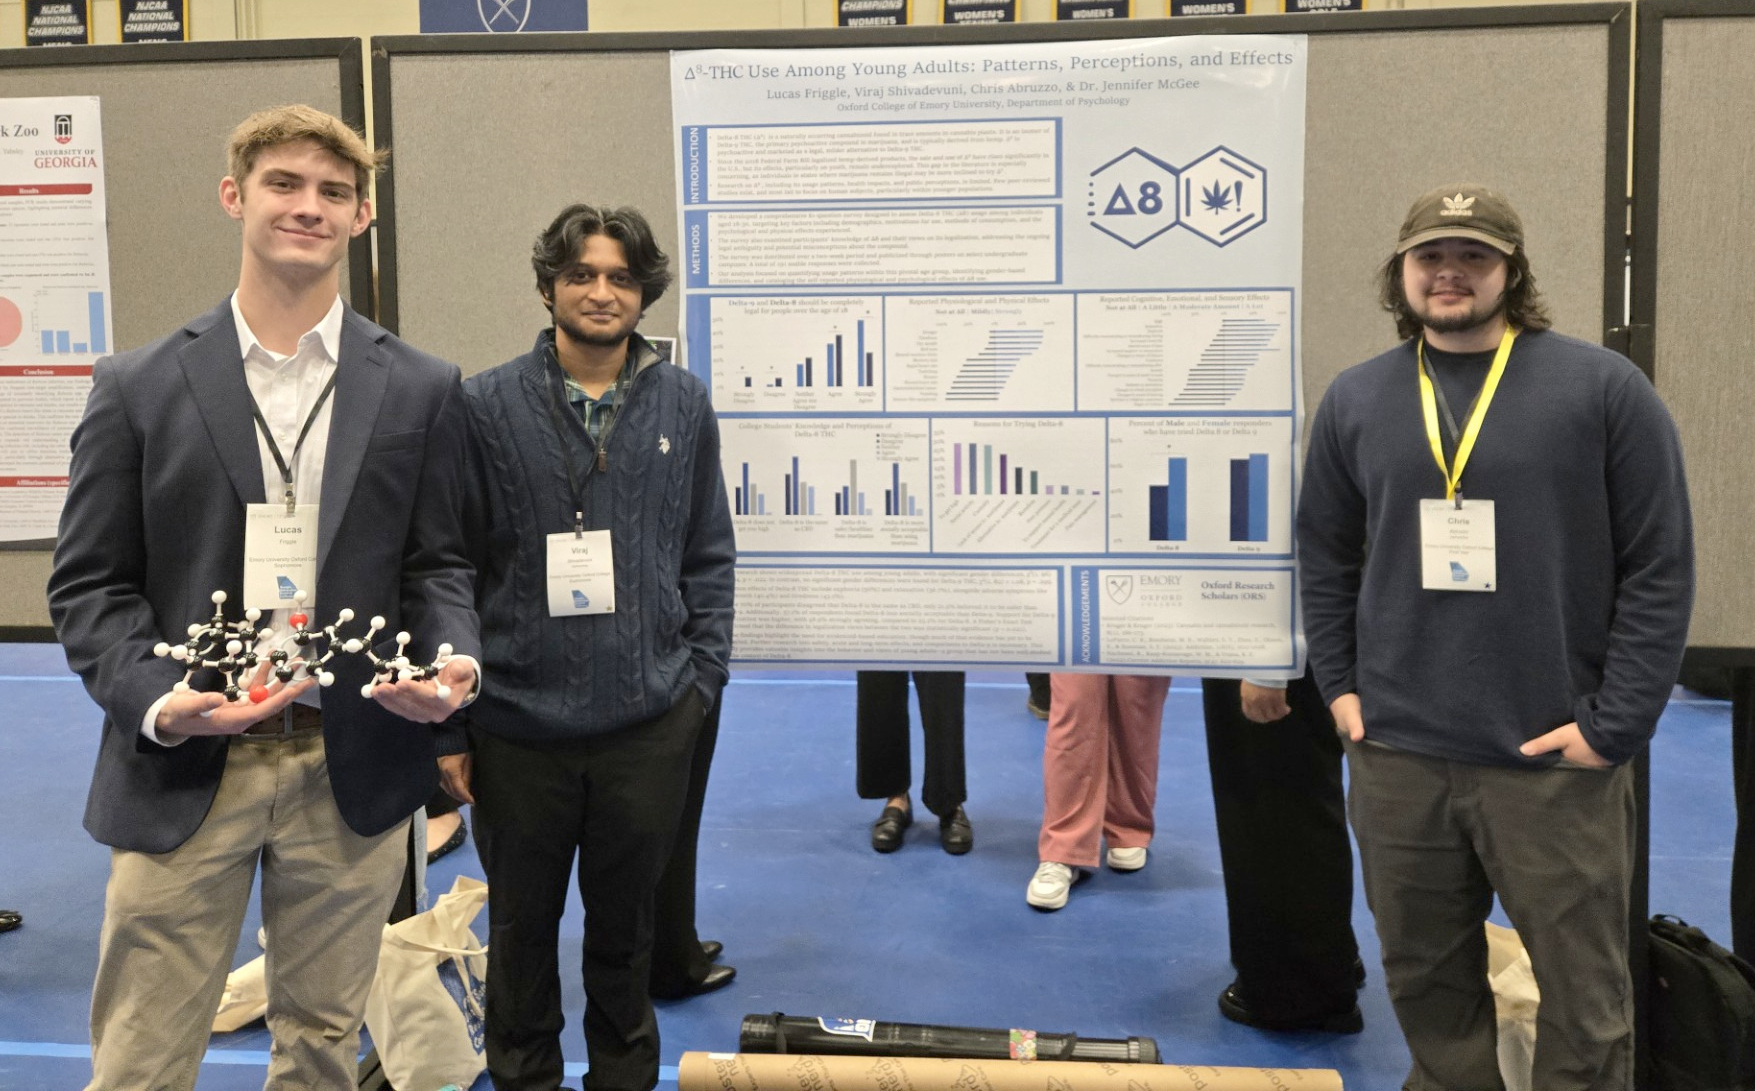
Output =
[
  {"x1": 417, "y1": 0, "x2": 589, "y2": 33},
  {"x1": 1171, "y1": 0, "x2": 1248, "y2": 14},
  {"x1": 839, "y1": 0, "x2": 911, "y2": 26},
  {"x1": 1056, "y1": 0, "x2": 1131, "y2": 19},
  {"x1": 1283, "y1": 0, "x2": 1363, "y2": 10},
  {"x1": 120, "y1": 0, "x2": 189, "y2": 43},
  {"x1": 943, "y1": 0, "x2": 1016, "y2": 23},
  {"x1": 24, "y1": 0, "x2": 91, "y2": 46}
]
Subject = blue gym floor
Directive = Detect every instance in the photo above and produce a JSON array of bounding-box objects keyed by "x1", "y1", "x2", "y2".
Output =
[{"x1": 0, "y1": 645, "x2": 1736, "y2": 1090}]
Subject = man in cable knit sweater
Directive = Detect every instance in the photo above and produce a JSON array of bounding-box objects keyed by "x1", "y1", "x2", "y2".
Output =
[
  {"x1": 437, "y1": 204, "x2": 735, "y2": 1091},
  {"x1": 1299, "y1": 185, "x2": 1693, "y2": 1090}
]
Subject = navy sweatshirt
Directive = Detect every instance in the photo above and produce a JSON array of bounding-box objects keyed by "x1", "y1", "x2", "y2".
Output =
[
  {"x1": 447, "y1": 330, "x2": 735, "y2": 748},
  {"x1": 1297, "y1": 329, "x2": 1693, "y2": 766}
]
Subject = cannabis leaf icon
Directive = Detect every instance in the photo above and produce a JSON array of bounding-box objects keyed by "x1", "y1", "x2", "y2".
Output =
[{"x1": 1201, "y1": 180, "x2": 1238, "y2": 213}]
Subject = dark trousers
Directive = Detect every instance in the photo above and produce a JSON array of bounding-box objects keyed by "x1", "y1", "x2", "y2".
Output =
[
  {"x1": 649, "y1": 698, "x2": 721, "y2": 995},
  {"x1": 1202, "y1": 673, "x2": 1359, "y2": 1019},
  {"x1": 471, "y1": 691, "x2": 703, "y2": 1091},
  {"x1": 856, "y1": 670, "x2": 967, "y2": 818},
  {"x1": 1732, "y1": 669, "x2": 1755, "y2": 959}
]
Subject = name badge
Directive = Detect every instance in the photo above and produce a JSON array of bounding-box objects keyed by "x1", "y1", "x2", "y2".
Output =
[
  {"x1": 243, "y1": 503, "x2": 319, "y2": 610},
  {"x1": 547, "y1": 530, "x2": 616, "y2": 617},
  {"x1": 1419, "y1": 498, "x2": 1495, "y2": 592}
]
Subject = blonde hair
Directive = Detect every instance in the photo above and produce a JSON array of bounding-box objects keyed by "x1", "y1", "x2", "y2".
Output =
[{"x1": 226, "y1": 104, "x2": 386, "y2": 197}]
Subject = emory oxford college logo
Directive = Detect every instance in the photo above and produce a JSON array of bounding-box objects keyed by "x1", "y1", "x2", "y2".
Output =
[
  {"x1": 54, "y1": 114, "x2": 72, "y2": 145},
  {"x1": 477, "y1": 0, "x2": 532, "y2": 31},
  {"x1": 1440, "y1": 193, "x2": 1476, "y2": 218},
  {"x1": 1105, "y1": 575, "x2": 1134, "y2": 605}
]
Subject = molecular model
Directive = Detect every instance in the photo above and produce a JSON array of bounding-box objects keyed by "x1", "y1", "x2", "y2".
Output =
[{"x1": 153, "y1": 590, "x2": 456, "y2": 704}]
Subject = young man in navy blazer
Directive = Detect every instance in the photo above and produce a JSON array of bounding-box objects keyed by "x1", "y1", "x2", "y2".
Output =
[{"x1": 49, "y1": 105, "x2": 480, "y2": 1091}]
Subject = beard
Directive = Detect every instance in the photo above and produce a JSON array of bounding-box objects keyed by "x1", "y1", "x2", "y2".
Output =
[
  {"x1": 1412, "y1": 288, "x2": 1507, "y2": 336},
  {"x1": 555, "y1": 311, "x2": 636, "y2": 349}
]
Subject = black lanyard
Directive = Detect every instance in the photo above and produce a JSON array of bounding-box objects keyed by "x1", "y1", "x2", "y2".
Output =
[
  {"x1": 247, "y1": 369, "x2": 338, "y2": 513},
  {"x1": 542, "y1": 352, "x2": 633, "y2": 536}
]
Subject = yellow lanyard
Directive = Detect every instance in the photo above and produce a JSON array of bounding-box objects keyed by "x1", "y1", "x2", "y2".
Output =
[{"x1": 1417, "y1": 326, "x2": 1517, "y2": 502}]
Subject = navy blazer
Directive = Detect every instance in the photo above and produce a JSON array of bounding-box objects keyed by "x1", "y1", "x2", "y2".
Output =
[{"x1": 49, "y1": 301, "x2": 481, "y2": 853}]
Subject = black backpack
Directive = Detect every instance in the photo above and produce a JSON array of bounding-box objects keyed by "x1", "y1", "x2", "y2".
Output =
[{"x1": 1649, "y1": 915, "x2": 1755, "y2": 1090}]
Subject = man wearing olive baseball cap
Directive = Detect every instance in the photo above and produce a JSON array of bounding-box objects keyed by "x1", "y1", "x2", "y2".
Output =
[{"x1": 1297, "y1": 184, "x2": 1695, "y2": 1089}]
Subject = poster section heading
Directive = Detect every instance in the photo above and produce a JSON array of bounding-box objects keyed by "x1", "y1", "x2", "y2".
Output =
[
  {"x1": 25, "y1": 1, "x2": 91, "y2": 45},
  {"x1": 120, "y1": 0, "x2": 188, "y2": 42},
  {"x1": 0, "y1": 97, "x2": 110, "y2": 546},
  {"x1": 839, "y1": 0, "x2": 911, "y2": 26},
  {"x1": 671, "y1": 38, "x2": 1306, "y2": 675}
]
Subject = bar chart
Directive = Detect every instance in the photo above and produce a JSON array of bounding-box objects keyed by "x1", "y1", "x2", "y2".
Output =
[
  {"x1": 720, "y1": 418, "x2": 929, "y2": 552},
  {"x1": 1108, "y1": 416, "x2": 1292, "y2": 555},
  {"x1": 930, "y1": 418, "x2": 1106, "y2": 554},
  {"x1": 887, "y1": 294, "x2": 1074, "y2": 412},
  {"x1": 0, "y1": 287, "x2": 110, "y2": 363},
  {"x1": 701, "y1": 294, "x2": 883, "y2": 411},
  {"x1": 1077, "y1": 289, "x2": 1292, "y2": 412}
]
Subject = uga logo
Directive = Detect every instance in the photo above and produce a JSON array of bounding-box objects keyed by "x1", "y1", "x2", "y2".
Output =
[
  {"x1": 54, "y1": 114, "x2": 72, "y2": 144},
  {"x1": 477, "y1": 0, "x2": 532, "y2": 31}
]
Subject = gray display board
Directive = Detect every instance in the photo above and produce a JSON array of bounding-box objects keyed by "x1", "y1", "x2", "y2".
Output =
[
  {"x1": 1637, "y1": 0, "x2": 1755, "y2": 660},
  {"x1": 0, "y1": 39, "x2": 367, "y2": 637},
  {"x1": 372, "y1": 8, "x2": 1627, "y2": 392}
]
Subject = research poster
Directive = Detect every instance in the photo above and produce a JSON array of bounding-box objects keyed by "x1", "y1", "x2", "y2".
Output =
[
  {"x1": 672, "y1": 36, "x2": 1306, "y2": 675},
  {"x1": 0, "y1": 96, "x2": 110, "y2": 547}
]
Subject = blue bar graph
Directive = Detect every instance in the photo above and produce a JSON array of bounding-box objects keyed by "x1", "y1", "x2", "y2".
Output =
[
  {"x1": 1228, "y1": 454, "x2": 1269, "y2": 542},
  {"x1": 1149, "y1": 458, "x2": 1188, "y2": 541},
  {"x1": 36, "y1": 290, "x2": 107, "y2": 356},
  {"x1": 89, "y1": 292, "x2": 106, "y2": 353}
]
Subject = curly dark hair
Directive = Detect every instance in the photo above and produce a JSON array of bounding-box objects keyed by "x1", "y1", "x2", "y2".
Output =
[
  {"x1": 533, "y1": 205, "x2": 672, "y2": 312},
  {"x1": 1378, "y1": 246, "x2": 1551, "y2": 342}
]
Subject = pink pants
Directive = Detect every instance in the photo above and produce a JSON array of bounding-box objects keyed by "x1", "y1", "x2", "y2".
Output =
[{"x1": 1038, "y1": 673, "x2": 1171, "y2": 867}]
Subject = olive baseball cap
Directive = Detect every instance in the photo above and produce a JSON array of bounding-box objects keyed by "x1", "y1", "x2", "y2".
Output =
[{"x1": 1396, "y1": 184, "x2": 1523, "y2": 255}]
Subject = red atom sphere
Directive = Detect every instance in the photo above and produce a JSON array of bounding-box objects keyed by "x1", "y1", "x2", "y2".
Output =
[
  {"x1": 249, "y1": 685, "x2": 270, "y2": 704},
  {"x1": 289, "y1": 613, "x2": 309, "y2": 628}
]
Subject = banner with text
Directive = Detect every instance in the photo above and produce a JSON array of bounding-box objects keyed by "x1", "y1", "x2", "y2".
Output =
[
  {"x1": 0, "y1": 97, "x2": 111, "y2": 547},
  {"x1": 943, "y1": 0, "x2": 1015, "y2": 23},
  {"x1": 120, "y1": 0, "x2": 189, "y2": 42},
  {"x1": 1057, "y1": 0, "x2": 1131, "y2": 20},
  {"x1": 672, "y1": 36, "x2": 1308, "y2": 676},
  {"x1": 839, "y1": 0, "x2": 912, "y2": 26},
  {"x1": 1171, "y1": 0, "x2": 1248, "y2": 15},
  {"x1": 25, "y1": 1, "x2": 91, "y2": 45}
]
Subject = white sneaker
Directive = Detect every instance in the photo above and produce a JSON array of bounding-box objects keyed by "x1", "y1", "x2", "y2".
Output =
[
  {"x1": 1026, "y1": 861, "x2": 1082, "y2": 910},
  {"x1": 1106, "y1": 846, "x2": 1148, "y2": 872}
]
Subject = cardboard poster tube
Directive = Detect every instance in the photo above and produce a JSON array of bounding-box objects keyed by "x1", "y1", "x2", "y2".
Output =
[{"x1": 678, "y1": 1051, "x2": 1343, "y2": 1091}]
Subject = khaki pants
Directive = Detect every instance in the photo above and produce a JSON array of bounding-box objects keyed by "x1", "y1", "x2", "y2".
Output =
[
  {"x1": 1347, "y1": 740, "x2": 1636, "y2": 1091},
  {"x1": 87, "y1": 731, "x2": 408, "y2": 1091}
]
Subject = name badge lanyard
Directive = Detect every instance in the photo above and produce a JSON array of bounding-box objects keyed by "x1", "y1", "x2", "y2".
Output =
[
  {"x1": 1417, "y1": 327, "x2": 1517, "y2": 508},
  {"x1": 543, "y1": 353, "x2": 632, "y2": 538},
  {"x1": 247, "y1": 370, "x2": 339, "y2": 514}
]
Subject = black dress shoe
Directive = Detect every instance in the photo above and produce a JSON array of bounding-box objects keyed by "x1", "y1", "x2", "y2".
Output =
[
  {"x1": 1217, "y1": 982, "x2": 1362, "y2": 1034},
  {"x1": 701, "y1": 939, "x2": 724, "y2": 962},
  {"x1": 652, "y1": 963, "x2": 736, "y2": 1000},
  {"x1": 0, "y1": 909, "x2": 19, "y2": 934},
  {"x1": 939, "y1": 807, "x2": 973, "y2": 855},
  {"x1": 870, "y1": 804, "x2": 912, "y2": 853},
  {"x1": 426, "y1": 817, "x2": 467, "y2": 864}
]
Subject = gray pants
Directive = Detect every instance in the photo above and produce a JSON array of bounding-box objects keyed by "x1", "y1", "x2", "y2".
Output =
[{"x1": 1346, "y1": 741, "x2": 1635, "y2": 1091}]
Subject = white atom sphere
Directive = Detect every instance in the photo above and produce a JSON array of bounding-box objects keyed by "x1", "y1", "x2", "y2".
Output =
[
  {"x1": 245, "y1": 608, "x2": 261, "y2": 621},
  {"x1": 257, "y1": 628, "x2": 274, "y2": 641},
  {"x1": 371, "y1": 616, "x2": 386, "y2": 630},
  {"x1": 318, "y1": 671, "x2": 335, "y2": 686},
  {"x1": 436, "y1": 685, "x2": 452, "y2": 700},
  {"x1": 343, "y1": 639, "x2": 363, "y2": 654},
  {"x1": 294, "y1": 590, "x2": 308, "y2": 604},
  {"x1": 153, "y1": 642, "x2": 170, "y2": 657},
  {"x1": 338, "y1": 608, "x2": 355, "y2": 622},
  {"x1": 173, "y1": 681, "x2": 190, "y2": 692},
  {"x1": 361, "y1": 683, "x2": 376, "y2": 699},
  {"x1": 437, "y1": 643, "x2": 454, "y2": 658},
  {"x1": 169, "y1": 646, "x2": 189, "y2": 662},
  {"x1": 187, "y1": 623, "x2": 202, "y2": 637},
  {"x1": 226, "y1": 640, "x2": 242, "y2": 656},
  {"x1": 212, "y1": 590, "x2": 227, "y2": 604}
]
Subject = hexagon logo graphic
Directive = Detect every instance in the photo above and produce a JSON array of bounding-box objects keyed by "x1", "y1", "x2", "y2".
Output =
[
  {"x1": 1178, "y1": 146, "x2": 1267, "y2": 246},
  {"x1": 1086, "y1": 147, "x2": 1182, "y2": 250}
]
